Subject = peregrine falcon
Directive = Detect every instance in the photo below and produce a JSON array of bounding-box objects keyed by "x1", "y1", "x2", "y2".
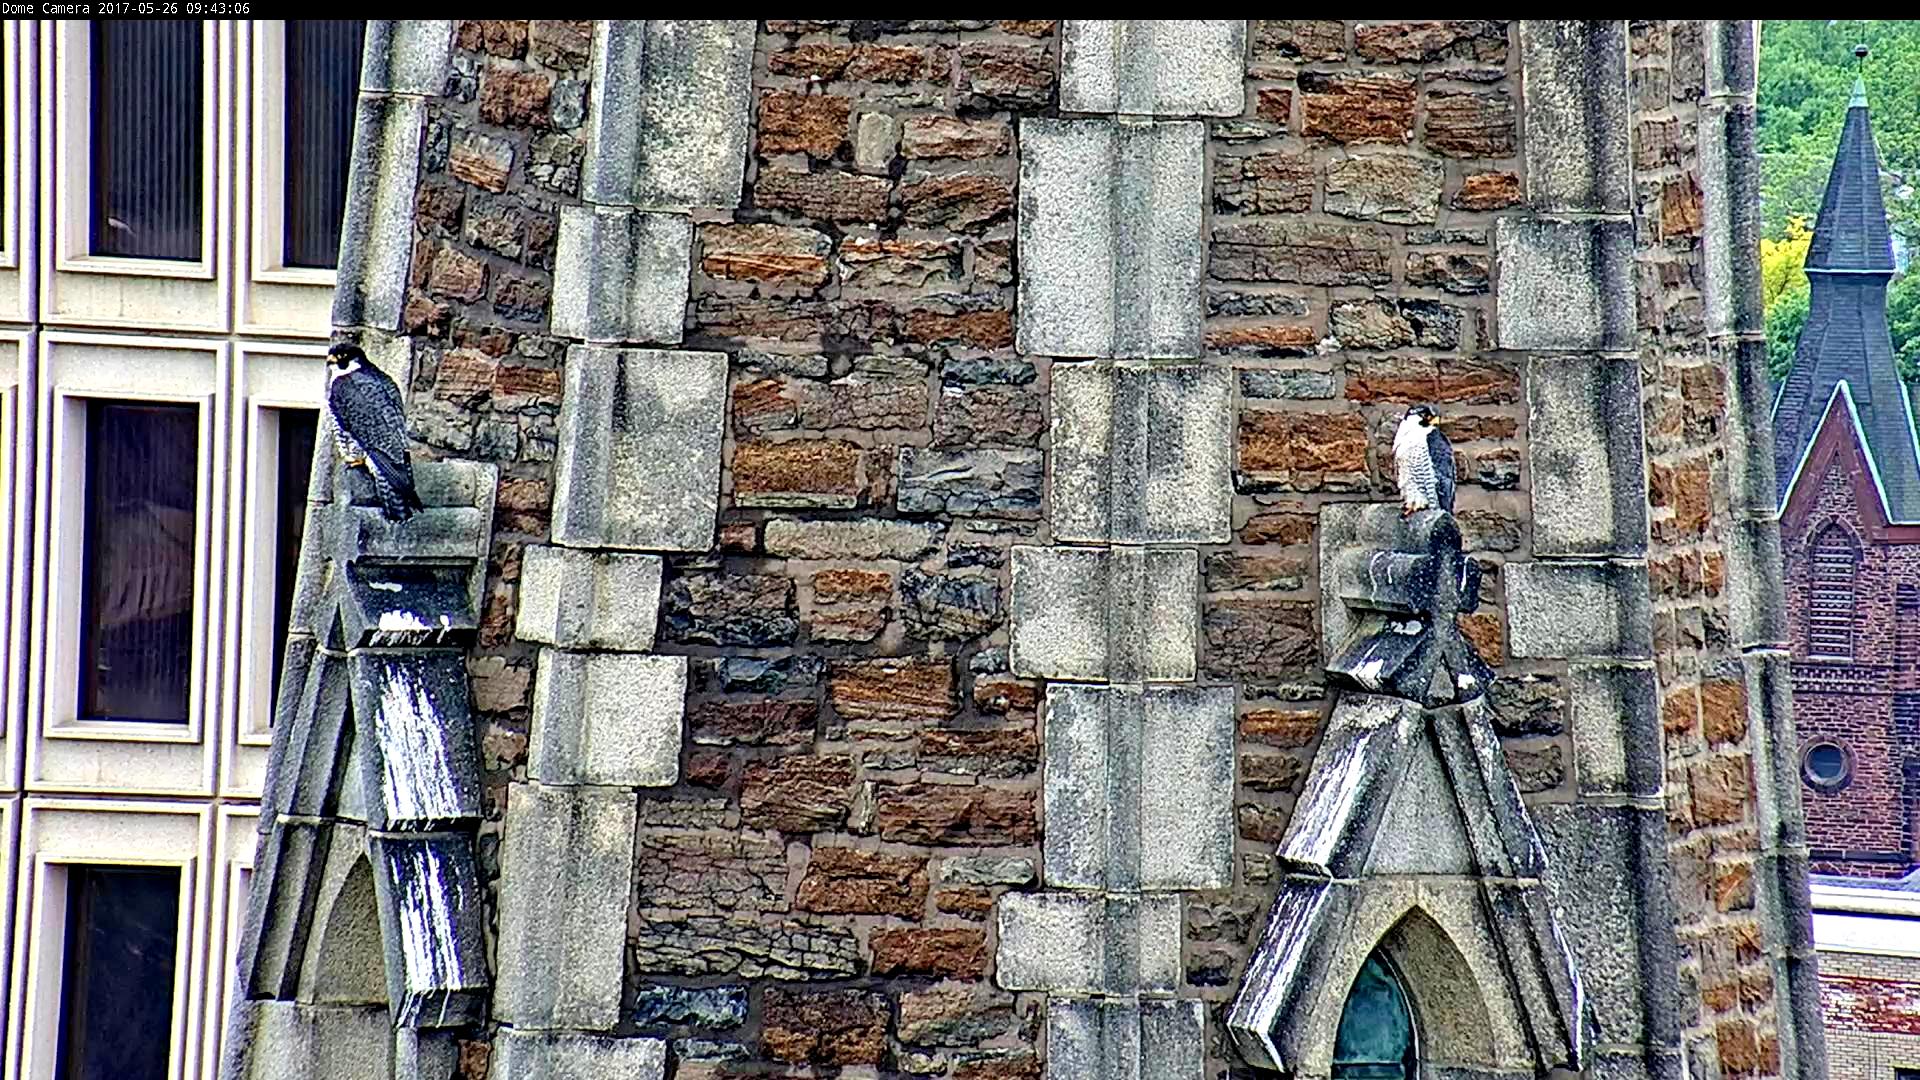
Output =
[
  {"x1": 1393, "y1": 405, "x2": 1456, "y2": 518},
  {"x1": 326, "y1": 342, "x2": 424, "y2": 522}
]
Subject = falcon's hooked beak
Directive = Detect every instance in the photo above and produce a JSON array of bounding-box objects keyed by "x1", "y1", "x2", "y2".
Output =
[
  {"x1": 1408, "y1": 405, "x2": 1436, "y2": 427},
  {"x1": 326, "y1": 342, "x2": 365, "y2": 377}
]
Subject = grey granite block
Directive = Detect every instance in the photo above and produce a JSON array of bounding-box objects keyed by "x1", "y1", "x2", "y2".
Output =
[
  {"x1": 581, "y1": 21, "x2": 755, "y2": 210},
  {"x1": 551, "y1": 207, "x2": 692, "y2": 345},
  {"x1": 1010, "y1": 546, "x2": 1199, "y2": 683},
  {"x1": 1018, "y1": 120, "x2": 1205, "y2": 358},
  {"x1": 1495, "y1": 217, "x2": 1636, "y2": 352},
  {"x1": 529, "y1": 650, "x2": 687, "y2": 788},
  {"x1": 1527, "y1": 356, "x2": 1649, "y2": 557},
  {"x1": 333, "y1": 96, "x2": 427, "y2": 331},
  {"x1": 1518, "y1": 21, "x2": 1631, "y2": 213},
  {"x1": 1059, "y1": 20, "x2": 1247, "y2": 117},
  {"x1": 552, "y1": 346, "x2": 727, "y2": 552},
  {"x1": 1506, "y1": 560, "x2": 1653, "y2": 659},
  {"x1": 360, "y1": 21, "x2": 453, "y2": 96},
  {"x1": 491, "y1": 1030, "x2": 667, "y2": 1080},
  {"x1": 515, "y1": 545, "x2": 664, "y2": 650},
  {"x1": 1050, "y1": 361, "x2": 1233, "y2": 544}
]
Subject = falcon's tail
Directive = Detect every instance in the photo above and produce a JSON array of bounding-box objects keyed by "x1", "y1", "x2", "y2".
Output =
[{"x1": 371, "y1": 466, "x2": 426, "y2": 522}]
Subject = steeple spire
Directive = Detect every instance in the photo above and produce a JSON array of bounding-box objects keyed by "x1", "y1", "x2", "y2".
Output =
[{"x1": 1772, "y1": 49, "x2": 1919, "y2": 517}]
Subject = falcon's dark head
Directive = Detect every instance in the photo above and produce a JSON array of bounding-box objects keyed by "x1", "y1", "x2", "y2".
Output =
[
  {"x1": 327, "y1": 341, "x2": 367, "y2": 374},
  {"x1": 1406, "y1": 404, "x2": 1436, "y2": 426}
]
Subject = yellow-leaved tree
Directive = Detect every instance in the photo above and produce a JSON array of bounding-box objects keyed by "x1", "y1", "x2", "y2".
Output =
[{"x1": 1762, "y1": 215, "x2": 1813, "y2": 311}]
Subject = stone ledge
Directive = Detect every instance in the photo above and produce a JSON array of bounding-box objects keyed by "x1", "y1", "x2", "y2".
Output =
[
  {"x1": 1060, "y1": 20, "x2": 1247, "y2": 117},
  {"x1": 490, "y1": 1029, "x2": 667, "y2": 1080}
]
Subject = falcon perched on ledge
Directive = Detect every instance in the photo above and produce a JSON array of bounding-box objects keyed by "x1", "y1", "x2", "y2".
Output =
[
  {"x1": 327, "y1": 341, "x2": 424, "y2": 522},
  {"x1": 1394, "y1": 404, "x2": 1457, "y2": 517}
]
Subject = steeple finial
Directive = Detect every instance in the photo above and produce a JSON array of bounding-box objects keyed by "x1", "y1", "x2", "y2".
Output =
[{"x1": 1853, "y1": 43, "x2": 1869, "y2": 108}]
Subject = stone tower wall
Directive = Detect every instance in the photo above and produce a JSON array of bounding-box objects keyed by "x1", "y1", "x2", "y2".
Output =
[{"x1": 231, "y1": 19, "x2": 1823, "y2": 1080}]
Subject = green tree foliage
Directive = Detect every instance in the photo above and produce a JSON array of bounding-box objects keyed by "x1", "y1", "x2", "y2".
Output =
[{"x1": 1762, "y1": 21, "x2": 1920, "y2": 382}]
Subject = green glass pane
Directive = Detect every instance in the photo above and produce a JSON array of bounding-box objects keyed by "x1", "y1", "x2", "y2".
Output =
[{"x1": 1333, "y1": 954, "x2": 1414, "y2": 1077}]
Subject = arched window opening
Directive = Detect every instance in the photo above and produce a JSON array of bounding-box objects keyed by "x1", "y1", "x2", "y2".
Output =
[
  {"x1": 1809, "y1": 525, "x2": 1859, "y2": 661},
  {"x1": 1332, "y1": 953, "x2": 1419, "y2": 1080}
]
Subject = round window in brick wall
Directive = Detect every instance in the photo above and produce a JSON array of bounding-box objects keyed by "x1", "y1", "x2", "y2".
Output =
[{"x1": 1801, "y1": 741, "x2": 1852, "y2": 792}]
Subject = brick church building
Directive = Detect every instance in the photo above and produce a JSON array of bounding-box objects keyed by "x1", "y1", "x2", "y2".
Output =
[{"x1": 1774, "y1": 76, "x2": 1920, "y2": 883}]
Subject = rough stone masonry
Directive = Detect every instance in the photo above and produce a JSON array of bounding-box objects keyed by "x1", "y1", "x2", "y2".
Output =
[{"x1": 223, "y1": 18, "x2": 1824, "y2": 1080}]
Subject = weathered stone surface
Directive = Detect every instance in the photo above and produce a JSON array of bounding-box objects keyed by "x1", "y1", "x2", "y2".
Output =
[
  {"x1": 920, "y1": 729, "x2": 1040, "y2": 778},
  {"x1": 839, "y1": 237, "x2": 962, "y2": 290},
  {"x1": 995, "y1": 892, "x2": 1183, "y2": 994},
  {"x1": 700, "y1": 224, "x2": 831, "y2": 285},
  {"x1": 1212, "y1": 221, "x2": 1394, "y2": 286},
  {"x1": 1239, "y1": 369, "x2": 1336, "y2": 400},
  {"x1": 628, "y1": 915, "x2": 860, "y2": 980},
  {"x1": 1324, "y1": 154, "x2": 1444, "y2": 224},
  {"x1": 901, "y1": 174, "x2": 1016, "y2": 230},
  {"x1": 762, "y1": 988, "x2": 889, "y2": 1066},
  {"x1": 873, "y1": 783, "x2": 1036, "y2": 845},
  {"x1": 1010, "y1": 546, "x2": 1199, "y2": 683},
  {"x1": 494, "y1": 783, "x2": 637, "y2": 1029},
  {"x1": 1405, "y1": 249, "x2": 1491, "y2": 294},
  {"x1": 1051, "y1": 362, "x2": 1233, "y2": 543},
  {"x1": 1354, "y1": 20, "x2": 1507, "y2": 63},
  {"x1": 1237, "y1": 410, "x2": 1369, "y2": 485},
  {"x1": 581, "y1": 21, "x2": 754, "y2": 208},
  {"x1": 853, "y1": 110, "x2": 901, "y2": 174},
  {"x1": 1519, "y1": 21, "x2": 1631, "y2": 213},
  {"x1": 662, "y1": 573, "x2": 799, "y2": 647},
  {"x1": 794, "y1": 359, "x2": 932, "y2": 431},
  {"x1": 550, "y1": 207, "x2": 692, "y2": 345},
  {"x1": 1527, "y1": 357, "x2": 1649, "y2": 557},
  {"x1": 758, "y1": 90, "x2": 850, "y2": 159},
  {"x1": 753, "y1": 168, "x2": 892, "y2": 223},
  {"x1": 902, "y1": 116, "x2": 1011, "y2": 159},
  {"x1": 958, "y1": 42, "x2": 1056, "y2": 108},
  {"x1": 795, "y1": 847, "x2": 929, "y2": 918},
  {"x1": 898, "y1": 985, "x2": 1019, "y2": 1047},
  {"x1": 1426, "y1": 88, "x2": 1516, "y2": 157},
  {"x1": 1018, "y1": 119, "x2": 1205, "y2": 358},
  {"x1": 1045, "y1": 684, "x2": 1238, "y2": 890},
  {"x1": 529, "y1": 650, "x2": 686, "y2": 787},
  {"x1": 1496, "y1": 217, "x2": 1636, "y2": 351},
  {"x1": 1214, "y1": 151, "x2": 1314, "y2": 215},
  {"x1": 732, "y1": 439, "x2": 866, "y2": 509},
  {"x1": 223, "y1": 1002, "x2": 393, "y2": 1080},
  {"x1": 763, "y1": 518, "x2": 941, "y2": 561},
  {"x1": 1251, "y1": 20, "x2": 1345, "y2": 62},
  {"x1": 515, "y1": 545, "x2": 662, "y2": 650},
  {"x1": 934, "y1": 383, "x2": 1047, "y2": 447},
  {"x1": 1204, "y1": 596, "x2": 1317, "y2": 680},
  {"x1": 1059, "y1": 20, "x2": 1246, "y2": 116},
  {"x1": 829, "y1": 659, "x2": 955, "y2": 722},
  {"x1": 629, "y1": 985, "x2": 749, "y2": 1030},
  {"x1": 897, "y1": 448, "x2": 1044, "y2": 518},
  {"x1": 871, "y1": 928, "x2": 989, "y2": 979},
  {"x1": 689, "y1": 699, "x2": 818, "y2": 747},
  {"x1": 1455, "y1": 170, "x2": 1523, "y2": 210},
  {"x1": 1570, "y1": 662, "x2": 1663, "y2": 797},
  {"x1": 899, "y1": 567, "x2": 1002, "y2": 640},
  {"x1": 1298, "y1": 72, "x2": 1416, "y2": 143},
  {"x1": 491, "y1": 1031, "x2": 669, "y2": 1080},
  {"x1": 552, "y1": 347, "x2": 726, "y2": 552},
  {"x1": 1506, "y1": 561, "x2": 1653, "y2": 660},
  {"x1": 633, "y1": 831, "x2": 786, "y2": 912},
  {"x1": 740, "y1": 755, "x2": 857, "y2": 833}
]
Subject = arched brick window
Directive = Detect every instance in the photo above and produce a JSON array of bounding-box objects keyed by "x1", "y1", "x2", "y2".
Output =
[{"x1": 1808, "y1": 524, "x2": 1860, "y2": 661}]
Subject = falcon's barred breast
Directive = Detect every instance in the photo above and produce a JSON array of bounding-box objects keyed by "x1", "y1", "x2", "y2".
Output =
[
  {"x1": 1394, "y1": 406, "x2": 1456, "y2": 516},
  {"x1": 325, "y1": 342, "x2": 424, "y2": 522}
]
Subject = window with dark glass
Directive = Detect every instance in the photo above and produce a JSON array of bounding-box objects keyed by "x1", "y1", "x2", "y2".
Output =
[
  {"x1": 78, "y1": 400, "x2": 199, "y2": 723},
  {"x1": 1803, "y1": 740, "x2": 1852, "y2": 792},
  {"x1": 90, "y1": 22, "x2": 203, "y2": 261},
  {"x1": 1332, "y1": 953, "x2": 1418, "y2": 1080},
  {"x1": 268, "y1": 406, "x2": 319, "y2": 712},
  {"x1": 283, "y1": 21, "x2": 366, "y2": 269},
  {"x1": 55, "y1": 865, "x2": 181, "y2": 1080}
]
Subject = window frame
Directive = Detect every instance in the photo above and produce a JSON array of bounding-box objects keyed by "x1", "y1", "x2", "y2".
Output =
[
  {"x1": 0, "y1": 333, "x2": 24, "y2": 796},
  {"x1": 1800, "y1": 738, "x2": 1854, "y2": 794},
  {"x1": 41, "y1": 20, "x2": 232, "y2": 332},
  {"x1": 222, "y1": 344, "x2": 325, "y2": 797},
  {"x1": 28, "y1": 334, "x2": 227, "y2": 798},
  {"x1": 202, "y1": 806, "x2": 256, "y2": 1075},
  {"x1": 0, "y1": 23, "x2": 31, "y2": 324},
  {"x1": 1806, "y1": 522, "x2": 1861, "y2": 663},
  {"x1": 5, "y1": 799, "x2": 209, "y2": 1080},
  {"x1": 236, "y1": 21, "x2": 349, "y2": 338}
]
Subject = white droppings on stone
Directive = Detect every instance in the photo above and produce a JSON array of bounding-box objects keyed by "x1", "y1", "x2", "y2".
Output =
[{"x1": 376, "y1": 666, "x2": 462, "y2": 823}]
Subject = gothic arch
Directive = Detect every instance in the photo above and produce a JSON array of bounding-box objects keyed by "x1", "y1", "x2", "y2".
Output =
[
  {"x1": 305, "y1": 854, "x2": 387, "y2": 1006},
  {"x1": 1807, "y1": 521, "x2": 1862, "y2": 660}
]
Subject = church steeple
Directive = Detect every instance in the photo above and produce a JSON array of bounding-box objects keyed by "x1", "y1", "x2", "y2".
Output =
[{"x1": 1772, "y1": 49, "x2": 1919, "y2": 518}]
